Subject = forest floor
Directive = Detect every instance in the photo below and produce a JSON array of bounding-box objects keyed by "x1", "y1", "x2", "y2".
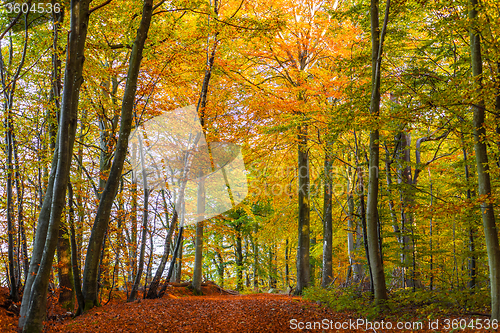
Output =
[{"x1": 0, "y1": 285, "x2": 493, "y2": 332}]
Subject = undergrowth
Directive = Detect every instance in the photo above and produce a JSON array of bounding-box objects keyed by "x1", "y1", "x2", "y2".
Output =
[{"x1": 303, "y1": 286, "x2": 491, "y2": 321}]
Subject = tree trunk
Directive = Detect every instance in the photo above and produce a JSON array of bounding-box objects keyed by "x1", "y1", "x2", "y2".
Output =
[
  {"x1": 81, "y1": 0, "x2": 153, "y2": 311},
  {"x1": 295, "y1": 124, "x2": 310, "y2": 295},
  {"x1": 252, "y1": 224, "x2": 259, "y2": 290},
  {"x1": 285, "y1": 239, "x2": 289, "y2": 287},
  {"x1": 6, "y1": 117, "x2": 18, "y2": 302},
  {"x1": 174, "y1": 235, "x2": 184, "y2": 283},
  {"x1": 174, "y1": 204, "x2": 185, "y2": 284},
  {"x1": 128, "y1": 136, "x2": 149, "y2": 302},
  {"x1": 57, "y1": 218, "x2": 74, "y2": 311},
  {"x1": 354, "y1": 132, "x2": 372, "y2": 291},
  {"x1": 19, "y1": 0, "x2": 87, "y2": 329},
  {"x1": 146, "y1": 190, "x2": 177, "y2": 299},
  {"x1": 366, "y1": 0, "x2": 389, "y2": 302},
  {"x1": 158, "y1": 225, "x2": 185, "y2": 297},
  {"x1": 191, "y1": 176, "x2": 205, "y2": 294},
  {"x1": 14, "y1": 137, "x2": 29, "y2": 285},
  {"x1": 0, "y1": 6, "x2": 30, "y2": 304},
  {"x1": 130, "y1": 145, "x2": 138, "y2": 284},
  {"x1": 470, "y1": 0, "x2": 500, "y2": 320},
  {"x1": 395, "y1": 132, "x2": 417, "y2": 287},
  {"x1": 235, "y1": 223, "x2": 244, "y2": 291},
  {"x1": 463, "y1": 142, "x2": 477, "y2": 290},
  {"x1": 346, "y1": 188, "x2": 356, "y2": 283},
  {"x1": 68, "y1": 182, "x2": 84, "y2": 315},
  {"x1": 322, "y1": 145, "x2": 333, "y2": 288}
]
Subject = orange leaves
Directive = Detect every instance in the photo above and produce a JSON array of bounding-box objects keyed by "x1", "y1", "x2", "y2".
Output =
[{"x1": 43, "y1": 292, "x2": 351, "y2": 333}]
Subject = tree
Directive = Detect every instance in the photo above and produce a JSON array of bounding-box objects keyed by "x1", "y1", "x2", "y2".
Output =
[
  {"x1": 469, "y1": 0, "x2": 500, "y2": 320},
  {"x1": 19, "y1": 0, "x2": 91, "y2": 329},
  {"x1": 81, "y1": 0, "x2": 154, "y2": 311},
  {"x1": 365, "y1": 0, "x2": 390, "y2": 302}
]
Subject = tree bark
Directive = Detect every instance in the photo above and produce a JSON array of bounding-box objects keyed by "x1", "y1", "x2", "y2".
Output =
[
  {"x1": 174, "y1": 235, "x2": 184, "y2": 283},
  {"x1": 366, "y1": 0, "x2": 389, "y2": 302},
  {"x1": 0, "y1": 6, "x2": 30, "y2": 304},
  {"x1": 295, "y1": 124, "x2": 310, "y2": 295},
  {"x1": 192, "y1": 176, "x2": 206, "y2": 294},
  {"x1": 146, "y1": 190, "x2": 177, "y2": 299},
  {"x1": 469, "y1": 0, "x2": 500, "y2": 320},
  {"x1": 19, "y1": 0, "x2": 88, "y2": 329},
  {"x1": 158, "y1": 225, "x2": 185, "y2": 297},
  {"x1": 68, "y1": 182, "x2": 84, "y2": 315},
  {"x1": 235, "y1": 222, "x2": 244, "y2": 291},
  {"x1": 283, "y1": 239, "x2": 289, "y2": 287},
  {"x1": 128, "y1": 136, "x2": 149, "y2": 301},
  {"x1": 57, "y1": 218, "x2": 74, "y2": 311},
  {"x1": 322, "y1": 144, "x2": 333, "y2": 288}
]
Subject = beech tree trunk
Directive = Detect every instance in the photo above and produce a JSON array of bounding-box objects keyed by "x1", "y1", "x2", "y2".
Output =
[
  {"x1": 192, "y1": 176, "x2": 206, "y2": 294},
  {"x1": 235, "y1": 222, "x2": 244, "y2": 291},
  {"x1": 174, "y1": 236, "x2": 184, "y2": 283},
  {"x1": 68, "y1": 182, "x2": 84, "y2": 315},
  {"x1": 128, "y1": 136, "x2": 149, "y2": 301},
  {"x1": 81, "y1": 0, "x2": 154, "y2": 311},
  {"x1": 19, "y1": 0, "x2": 88, "y2": 330},
  {"x1": 57, "y1": 219, "x2": 74, "y2": 311},
  {"x1": 322, "y1": 144, "x2": 333, "y2": 288},
  {"x1": 469, "y1": 0, "x2": 500, "y2": 320},
  {"x1": 14, "y1": 138, "x2": 29, "y2": 285},
  {"x1": 366, "y1": 0, "x2": 389, "y2": 302},
  {"x1": 0, "y1": 7, "x2": 30, "y2": 304},
  {"x1": 295, "y1": 124, "x2": 310, "y2": 295},
  {"x1": 146, "y1": 190, "x2": 178, "y2": 299}
]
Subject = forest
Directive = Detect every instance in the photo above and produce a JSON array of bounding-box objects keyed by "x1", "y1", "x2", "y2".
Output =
[{"x1": 1, "y1": 0, "x2": 500, "y2": 331}]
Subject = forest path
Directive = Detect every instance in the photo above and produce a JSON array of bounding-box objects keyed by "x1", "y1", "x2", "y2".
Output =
[
  {"x1": 0, "y1": 286, "x2": 478, "y2": 333},
  {"x1": 44, "y1": 293, "x2": 352, "y2": 332}
]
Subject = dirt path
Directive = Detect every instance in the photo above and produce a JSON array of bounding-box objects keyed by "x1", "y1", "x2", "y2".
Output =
[{"x1": 44, "y1": 294, "x2": 352, "y2": 332}]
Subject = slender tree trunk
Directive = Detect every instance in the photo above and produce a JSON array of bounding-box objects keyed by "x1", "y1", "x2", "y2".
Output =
[
  {"x1": 20, "y1": 0, "x2": 87, "y2": 329},
  {"x1": 470, "y1": 0, "x2": 500, "y2": 319},
  {"x1": 395, "y1": 132, "x2": 417, "y2": 287},
  {"x1": 0, "y1": 8, "x2": 30, "y2": 305},
  {"x1": 128, "y1": 136, "x2": 149, "y2": 301},
  {"x1": 190, "y1": 0, "x2": 219, "y2": 292},
  {"x1": 158, "y1": 225, "x2": 184, "y2": 297},
  {"x1": 130, "y1": 145, "x2": 138, "y2": 284},
  {"x1": 252, "y1": 224, "x2": 259, "y2": 290},
  {"x1": 268, "y1": 245, "x2": 277, "y2": 289},
  {"x1": 384, "y1": 143, "x2": 402, "y2": 264},
  {"x1": 192, "y1": 176, "x2": 206, "y2": 294},
  {"x1": 285, "y1": 239, "x2": 290, "y2": 288},
  {"x1": 384, "y1": 147, "x2": 399, "y2": 225},
  {"x1": 57, "y1": 217, "x2": 74, "y2": 311},
  {"x1": 310, "y1": 236, "x2": 316, "y2": 287},
  {"x1": 174, "y1": 234, "x2": 183, "y2": 283},
  {"x1": 14, "y1": 137, "x2": 28, "y2": 285},
  {"x1": 174, "y1": 203, "x2": 185, "y2": 284},
  {"x1": 81, "y1": 0, "x2": 153, "y2": 311},
  {"x1": 146, "y1": 191, "x2": 177, "y2": 298},
  {"x1": 354, "y1": 132, "x2": 372, "y2": 291},
  {"x1": 295, "y1": 124, "x2": 310, "y2": 295},
  {"x1": 235, "y1": 223, "x2": 244, "y2": 291},
  {"x1": 428, "y1": 168, "x2": 434, "y2": 290},
  {"x1": 6, "y1": 117, "x2": 18, "y2": 302},
  {"x1": 347, "y1": 173, "x2": 364, "y2": 283},
  {"x1": 366, "y1": 0, "x2": 389, "y2": 302},
  {"x1": 68, "y1": 183, "x2": 84, "y2": 315},
  {"x1": 322, "y1": 144, "x2": 333, "y2": 288}
]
